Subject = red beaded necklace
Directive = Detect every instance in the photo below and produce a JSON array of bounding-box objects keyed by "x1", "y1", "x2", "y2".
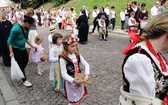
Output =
[{"x1": 145, "y1": 40, "x2": 167, "y2": 72}]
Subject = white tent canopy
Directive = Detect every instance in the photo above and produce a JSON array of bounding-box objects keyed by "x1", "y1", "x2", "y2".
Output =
[{"x1": 0, "y1": 0, "x2": 15, "y2": 7}]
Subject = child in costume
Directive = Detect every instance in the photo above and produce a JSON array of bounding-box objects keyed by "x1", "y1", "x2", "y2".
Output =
[
  {"x1": 128, "y1": 11, "x2": 139, "y2": 33},
  {"x1": 66, "y1": 17, "x2": 73, "y2": 32},
  {"x1": 32, "y1": 35, "x2": 48, "y2": 76},
  {"x1": 49, "y1": 33, "x2": 63, "y2": 92},
  {"x1": 60, "y1": 35, "x2": 90, "y2": 105},
  {"x1": 127, "y1": 11, "x2": 140, "y2": 44},
  {"x1": 98, "y1": 15, "x2": 107, "y2": 41}
]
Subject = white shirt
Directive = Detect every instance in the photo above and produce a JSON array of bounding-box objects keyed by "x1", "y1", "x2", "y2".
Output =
[
  {"x1": 120, "y1": 11, "x2": 125, "y2": 21},
  {"x1": 60, "y1": 53, "x2": 90, "y2": 83},
  {"x1": 57, "y1": 9, "x2": 62, "y2": 16},
  {"x1": 104, "y1": 8, "x2": 110, "y2": 15},
  {"x1": 92, "y1": 10, "x2": 98, "y2": 19},
  {"x1": 56, "y1": 16, "x2": 62, "y2": 23},
  {"x1": 48, "y1": 34, "x2": 53, "y2": 50},
  {"x1": 151, "y1": 6, "x2": 159, "y2": 18},
  {"x1": 109, "y1": 10, "x2": 116, "y2": 19},
  {"x1": 128, "y1": 17, "x2": 136, "y2": 26},
  {"x1": 132, "y1": 7, "x2": 138, "y2": 12},
  {"x1": 124, "y1": 43, "x2": 168, "y2": 97},
  {"x1": 49, "y1": 45, "x2": 63, "y2": 62},
  {"x1": 98, "y1": 19, "x2": 106, "y2": 28}
]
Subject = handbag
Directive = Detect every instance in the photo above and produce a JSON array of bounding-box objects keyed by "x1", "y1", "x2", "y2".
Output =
[
  {"x1": 140, "y1": 20, "x2": 148, "y2": 29},
  {"x1": 40, "y1": 55, "x2": 48, "y2": 61},
  {"x1": 11, "y1": 57, "x2": 25, "y2": 80},
  {"x1": 75, "y1": 72, "x2": 92, "y2": 86}
]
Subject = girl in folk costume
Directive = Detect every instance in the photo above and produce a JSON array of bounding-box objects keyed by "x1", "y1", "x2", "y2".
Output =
[
  {"x1": 126, "y1": 11, "x2": 140, "y2": 49},
  {"x1": 66, "y1": 17, "x2": 73, "y2": 32},
  {"x1": 72, "y1": 15, "x2": 79, "y2": 36},
  {"x1": 49, "y1": 33, "x2": 63, "y2": 92},
  {"x1": 32, "y1": 35, "x2": 48, "y2": 76},
  {"x1": 122, "y1": 11, "x2": 140, "y2": 54},
  {"x1": 128, "y1": 11, "x2": 139, "y2": 33},
  {"x1": 60, "y1": 35, "x2": 90, "y2": 105},
  {"x1": 120, "y1": 12, "x2": 168, "y2": 105},
  {"x1": 98, "y1": 15, "x2": 107, "y2": 41}
]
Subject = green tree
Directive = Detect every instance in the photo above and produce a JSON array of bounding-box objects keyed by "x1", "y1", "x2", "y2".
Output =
[
  {"x1": 51, "y1": 0, "x2": 70, "y2": 6},
  {"x1": 11, "y1": 0, "x2": 49, "y2": 9},
  {"x1": 11, "y1": 0, "x2": 70, "y2": 9}
]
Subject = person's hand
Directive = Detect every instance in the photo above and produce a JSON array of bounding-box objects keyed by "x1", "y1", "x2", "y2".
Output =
[
  {"x1": 143, "y1": 16, "x2": 148, "y2": 20},
  {"x1": 73, "y1": 78, "x2": 84, "y2": 85},
  {"x1": 9, "y1": 52, "x2": 14, "y2": 58},
  {"x1": 33, "y1": 46, "x2": 37, "y2": 51},
  {"x1": 83, "y1": 74, "x2": 89, "y2": 81}
]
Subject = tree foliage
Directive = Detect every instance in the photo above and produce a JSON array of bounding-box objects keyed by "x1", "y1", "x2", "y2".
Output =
[
  {"x1": 51, "y1": 0, "x2": 70, "y2": 6},
  {"x1": 11, "y1": 0, "x2": 49, "y2": 9},
  {"x1": 10, "y1": 0, "x2": 70, "y2": 9}
]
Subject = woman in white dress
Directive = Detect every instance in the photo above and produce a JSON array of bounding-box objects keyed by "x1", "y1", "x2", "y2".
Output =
[{"x1": 25, "y1": 8, "x2": 38, "y2": 62}]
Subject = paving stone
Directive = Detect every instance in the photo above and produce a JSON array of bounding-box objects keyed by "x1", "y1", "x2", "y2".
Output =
[
  {"x1": 0, "y1": 93, "x2": 5, "y2": 105},
  {"x1": 6, "y1": 100, "x2": 20, "y2": 105},
  {"x1": 0, "y1": 85, "x2": 16, "y2": 102},
  {"x1": 0, "y1": 70, "x2": 5, "y2": 80}
]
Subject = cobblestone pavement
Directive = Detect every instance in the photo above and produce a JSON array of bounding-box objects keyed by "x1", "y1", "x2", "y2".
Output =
[{"x1": 2, "y1": 27, "x2": 167, "y2": 105}]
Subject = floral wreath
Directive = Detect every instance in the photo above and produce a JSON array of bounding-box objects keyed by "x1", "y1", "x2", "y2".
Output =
[{"x1": 62, "y1": 35, "x2": 79, "y2": 45}]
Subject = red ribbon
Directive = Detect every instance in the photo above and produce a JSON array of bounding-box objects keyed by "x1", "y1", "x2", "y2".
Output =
[
  {"x1": 164, "y1": 96, "x2": 168, "y2": 105},
  {"x1": 146, "y1": 40, "x2": 167, "y2": 72},
  {"x1": 122, "y1": 29, "x2": 140, "y2": 54}
]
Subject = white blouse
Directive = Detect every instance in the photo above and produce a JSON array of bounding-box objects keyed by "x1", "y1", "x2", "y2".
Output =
[
  {"x1": 49, "y1": 45, "x2": 63, "y2": 62},
  {"x1": 128, "y1": 17, "x2": 136, "y2": 26},
  {"x1": 98, "y1": 19, "x2": 106, "y2": 28},
  {"x1": 48, "y1": 34, "x2": 53, "y2": 50},
  {"x1": 124, "y1": 43, "x2": 168, "y2": 97},
  {"x1": 60, "y1": 53, "x2": 90, "y2": 83}
]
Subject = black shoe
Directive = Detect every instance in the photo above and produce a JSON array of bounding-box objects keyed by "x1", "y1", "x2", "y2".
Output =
[
  {"x1": 104, "y1": 39, "x2": 107, "y2": 41},
  {"x1": 83, "y1": 42, "x2": 87, "y2": 44},
  {"x1": 79, "y1": 42, "x2": 85, "y2": 44}
]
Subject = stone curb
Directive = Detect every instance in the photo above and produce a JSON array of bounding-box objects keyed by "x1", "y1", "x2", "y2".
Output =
[
  {"x1": 0, "y1": 65, "x2": 20, "y2": 105},
  {"x1": 89, "y1": 25, "x2": 129, "y2": 36},
  {"x1": 110, "y1": 31, "x2": 128, "y2": 36}
]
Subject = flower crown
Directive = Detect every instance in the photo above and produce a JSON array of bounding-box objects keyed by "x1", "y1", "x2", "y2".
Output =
[{"x1": 62, "y1": 35, "x2": 79, "y2": 45}]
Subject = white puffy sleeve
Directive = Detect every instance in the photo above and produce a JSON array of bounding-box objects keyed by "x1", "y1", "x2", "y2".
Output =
[
  {"x1": 98, "y1": 19, "x2": 103, "y2": 27},
  {"x1": 124, "y1": 53, "x2": 156, "y2": 97},
  {"x1": 80, "y1": 54, "x2": 90, "y2": 74},
  {"x1": 60, "y1": 58, "x2": 74, "y2": 83},
  {"x1": 49, "y1": 47, "x2": 59, "y2": 62},
  {"x1": 48, "y1": 34, "x2": 52, "y2": 43}
]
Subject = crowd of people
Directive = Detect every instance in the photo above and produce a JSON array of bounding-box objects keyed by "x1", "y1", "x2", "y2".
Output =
[{"x1": 0, "y1": 0, "x2": 168, "y2": 105}]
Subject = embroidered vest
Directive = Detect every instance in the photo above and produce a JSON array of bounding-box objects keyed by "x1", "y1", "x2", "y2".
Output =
[
  {"x1": 122, "y1": 46, "x2": 168, "y2": 100},
  {"x1": 61, "y1": 54, "x2": 81, "y2": 78}
]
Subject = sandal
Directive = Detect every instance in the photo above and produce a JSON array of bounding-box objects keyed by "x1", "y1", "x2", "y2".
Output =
[{"x1": 53, "y1": 87, "x2": 59, "y2": 92}]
